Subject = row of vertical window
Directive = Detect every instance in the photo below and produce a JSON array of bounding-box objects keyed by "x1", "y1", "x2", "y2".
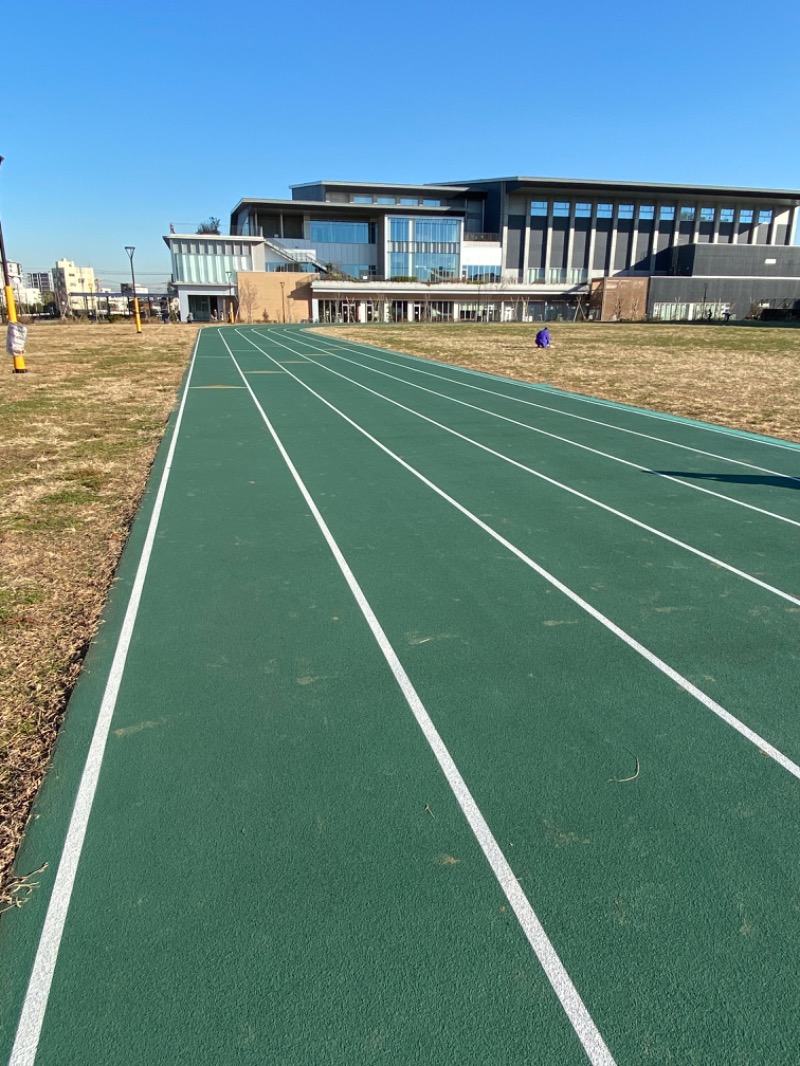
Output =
[
  {"x1": 350, "y1": 195, "x2": 442, "y2": 206},
  {"x1": 388, "y1": 252, "x2": 460, "y2": 281},
  {"x1": 307, "y1": 219, "x2": 464, "y2": 244},
  {"x1": 530, "y1": 202, "x2": 774, "y2": 224},
  {"x1": 389, "y1": 217, "x2": 461, "y2": 243},
  {"x1": 171, "y1": 240, "x2": 253, "y2": 256},
  {"x1": 462, "y1": 266, "x2": 502, "y2": 281}
]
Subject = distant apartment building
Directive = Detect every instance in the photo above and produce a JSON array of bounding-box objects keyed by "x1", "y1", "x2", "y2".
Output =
[
  {"x1": 0, "y1": 261, "x2": 43, "y2": 313},
  {"x1": 53, "y1": 259, "x2": 97, "y2": 314},
  {"x1": 26, "y1": 271, "x2": 53, "y2": 293}
]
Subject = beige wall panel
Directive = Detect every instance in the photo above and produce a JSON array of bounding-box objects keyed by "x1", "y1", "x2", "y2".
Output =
[{"x1": 234, "y1": 272, "x2": 314, "y2": 324}]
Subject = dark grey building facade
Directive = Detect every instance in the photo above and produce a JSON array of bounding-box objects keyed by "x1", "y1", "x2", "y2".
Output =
[{"x1": 649, "y1": 244, "x2": 800, "y2": 319}]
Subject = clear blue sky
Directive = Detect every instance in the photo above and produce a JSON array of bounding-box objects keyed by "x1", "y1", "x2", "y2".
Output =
[{"x1": 3, "y1": 0, "x2": 799, "y2": 290}]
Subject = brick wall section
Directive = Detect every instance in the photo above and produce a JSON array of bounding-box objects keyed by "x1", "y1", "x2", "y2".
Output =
[{"x1": 590, "y1": 277, "x2": 649, "y2": 321}]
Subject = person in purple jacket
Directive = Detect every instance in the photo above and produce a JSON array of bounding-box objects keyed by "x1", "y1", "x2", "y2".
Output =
[{"x1": 535, "y1": 326, "x2": 551, "y2": 348}]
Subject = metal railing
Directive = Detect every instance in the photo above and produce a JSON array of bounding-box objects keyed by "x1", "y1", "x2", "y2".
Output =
[
  {"x1": 169, "y1": 223, "x2": 223, "y2": 235},
  {"x1": 527, "y1": 268, "x2": 589, "y2": 285},
  {"x1": 314, "y1": 273, "x2": 590, "y2": 289},
  {"x1": 263, "y1": 239, "x2": 327, "y2": 273}
]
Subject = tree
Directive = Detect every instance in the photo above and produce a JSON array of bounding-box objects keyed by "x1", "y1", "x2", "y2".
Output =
[
  {"x1": 237, "y1": 279, "x2": 258, "y2": 323},
  {"x1": 196, "y1": 217, "x2": 221, "y2": 234}
]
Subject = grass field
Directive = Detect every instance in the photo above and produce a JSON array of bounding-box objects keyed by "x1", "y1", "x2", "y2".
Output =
[
  {"x1": 316, "y1": 321, "x2": 800, "y2": 444},
  {"x1": 0, "y1": 322, "x2": 194, "y2": 910},
  {"x1": 1, "y1": 318, "x2": 799, "y2": 910}
]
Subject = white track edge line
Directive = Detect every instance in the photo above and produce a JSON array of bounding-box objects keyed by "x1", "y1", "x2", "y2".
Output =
[{"x1": 8, "y1": 333, "x2": 202, "y2": 1066}]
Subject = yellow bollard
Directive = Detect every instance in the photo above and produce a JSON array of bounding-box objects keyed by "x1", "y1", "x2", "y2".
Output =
[{"x1": 5, "y1": 284, "x2": 28, "y2": 373}]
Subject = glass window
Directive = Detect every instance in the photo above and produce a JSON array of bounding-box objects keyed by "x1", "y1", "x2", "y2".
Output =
[
  {"x1": 389, "y1": 217, "x2": 410, "y2": 241},
  {"x1": 659, "y1": 205, "x2": 675, "y2": 220},
  {"x1": 679, "y1": 205, "x2": 696, "y2": 221},
  {"x1": 758, "y1": 209, "x2": 773, "y2": 225},
  {"x1": 399, "y1": 198, "x2": 418, "y2": 205},
  {"x1": 388, "y1": 217, "x2": 460, "y2": 280},
  {"x1": 463, "y1": 265, "x2": 502, "y2": 282},
  {"x1": 377, "y1": 196, "x2": 396, "y2": 205},
  {"x1": 739, "y1": 208, "x2": 754, "y2": 224},
  {"x1": 309, "y1": 220, "x2": 372, "y2": 243},
  {"x1": 700, "y1": 206, "x2": 715, "y2": 222},
  {"x1": 575, "y1": 203, "x2": 592, "y2": 217},
  {"x1": 553, "y1": 202, "x2": 570, "y2": 217},
  {"x1": 530, "y1": 201, "x2": 548, "y2": 216},
  {"x1": 412, "y1": 254, "x2": 458, "y2": 281},
  {"x1": 422, "y1": 199, "x2": 440, "y2": 207},
  {"x1": 597, "y1": 203, "x2": 613, "y2": 218},
  {"x1": 618, "y1": 204, "x2": 634, "y2": 219},
  {"x1": 352, "y1": 195, "x2": 372, "y2": 203},
  {"x1": 414, "y1": 218, "x2": 460, "y2": 243},
  {"x1": 389, "y1": 252, "x2": 411, "y2": 278},
  {"x1": 638, "y1": 205, "x2": 655, "y2": 220},
  {"x1": 719, "y1": 207, "x2": 735, "y2": 223},
  {"x1": 335, "y1": 264, "x2": 374, "y2": 280}
]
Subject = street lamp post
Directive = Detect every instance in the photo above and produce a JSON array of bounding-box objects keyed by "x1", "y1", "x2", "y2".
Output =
[
  {"x1": 125, "y1": 245, "x2": 142, "y2": 334},
  {"x1": 227, "y1": 271, "x2": 236, "y2": 323},
  {"x1": 0, "y1": 156, "x2": 27, "y2": 372}
]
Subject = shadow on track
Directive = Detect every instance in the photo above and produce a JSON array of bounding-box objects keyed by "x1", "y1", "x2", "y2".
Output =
[{"x1": 649, "y1": 471, "x2": 800, "y2": 490}]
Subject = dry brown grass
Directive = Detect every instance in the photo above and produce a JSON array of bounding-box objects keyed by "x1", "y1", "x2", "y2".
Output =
[
  {"x1": 0, "y1": 322, "x2": 195, "y2": 910},
  {"x1": 313, "y1": 322, "x2": 800, "y2": 443}
]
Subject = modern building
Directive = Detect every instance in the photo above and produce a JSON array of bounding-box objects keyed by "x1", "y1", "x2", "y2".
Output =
[{"x1": 164, "y1": 177, "x2": 800, "y2": 323}]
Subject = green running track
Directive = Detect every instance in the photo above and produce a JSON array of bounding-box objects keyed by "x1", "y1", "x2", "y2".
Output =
[{"x1": 3, "y1": 324, "x2": 800, "y2": 1064}]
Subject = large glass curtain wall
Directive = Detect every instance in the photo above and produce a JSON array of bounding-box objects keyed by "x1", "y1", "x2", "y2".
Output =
[
  {"x1": 308, "y1": 220, "x2": 377, "y2": 279},
  {"x1": 388, "y1": 217, "x2": 461, "y2": 281},
  {"x1": 309, "y1": 220, "x2": 375, "y2": 244}
]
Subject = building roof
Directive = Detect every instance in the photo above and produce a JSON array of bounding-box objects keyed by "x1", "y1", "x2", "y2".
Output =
[
  {"x1": 437, "y1": 176, "x2": 800, "y2": 200},
  {"x1": 228, "y1": 197, "x2": 466, "y2": 218},
  {"x1": 162, "y1": 233, "x2": 266, "y2": 246},
  {"x1": 289, "y1": 179, "x2": 472, "y2": 194}
]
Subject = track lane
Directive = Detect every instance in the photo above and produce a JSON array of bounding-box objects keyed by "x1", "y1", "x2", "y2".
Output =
[
  {"x1": 230, "y1": 328, "x2": 800, "y2": 1063},
  {"x1": 235, "y1": 329, "x2": 800, "y2": 759}
]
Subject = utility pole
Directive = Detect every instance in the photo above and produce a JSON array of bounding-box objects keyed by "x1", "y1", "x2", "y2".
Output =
[{"x1": 125, "y1": 246, "x2": 142, "y2": 334}]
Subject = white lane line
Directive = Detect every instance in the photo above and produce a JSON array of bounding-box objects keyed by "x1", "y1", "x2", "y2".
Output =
[
  {"x1": 217, "y1": 332, "x2": 616, "y2": 1066},
  {"x1": 246, "y1": 334, "x2": 800, "y2": 609},
  {"x1": 264, "y1": 330, "x2": 800, "y2": 531},
  {"x1": 293, "y1": 330, "x2": 800, "y2": 475},
  {"x1": 8, "y1": 333, "x2": 203, "y2": 1066},
  {"x1": 301, "y1": 328, "x2": 800, "y2": 455},
  {"x1": 236, "y1": 328, "x2": 800, "y2": 784}
]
